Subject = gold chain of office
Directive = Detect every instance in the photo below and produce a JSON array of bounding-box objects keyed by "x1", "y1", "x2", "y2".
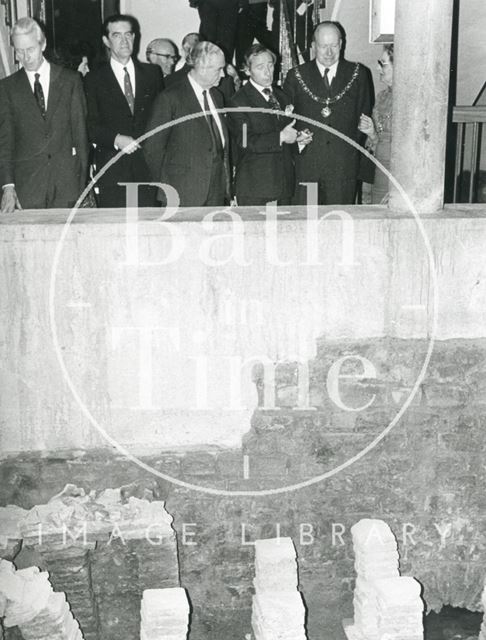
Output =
[{"x1": 294, "y1": 63, "x2": 360, "y2": 118}]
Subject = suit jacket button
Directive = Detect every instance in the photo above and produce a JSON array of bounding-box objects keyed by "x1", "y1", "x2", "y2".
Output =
[{"x1": 48, "y1": 154, "x2": 52, "y2": 159}]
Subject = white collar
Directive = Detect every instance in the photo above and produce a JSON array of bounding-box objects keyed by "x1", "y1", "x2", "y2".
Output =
[
  {"x1": 25, "y1": 57, "x2": 49, "y2": 79},
  {"x1": 187, "y1": 72, "x2": 209, "y2": 101},
  {"x1": 110, "y1": 56, "x2": 134, "y2": 74},
  {"x1": 249, "y1": 78, "x2": 274, "y2": 99},
  {"x1": 316, "y1": 59, "x2": 339, "y2": 80}
]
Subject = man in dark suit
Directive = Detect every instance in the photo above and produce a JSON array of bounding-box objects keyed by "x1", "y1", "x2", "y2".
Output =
[
  {"x1": 84, "y1": 14, "x2": 164, "y2": 208},
  {"x1": 0, "y1": 18, "x2": 88, "y2": 213},
  {"x1": 144, "y1": 42, "x2": 230, "y2": 207},
  {"x1": 190, "y1": 0, "x2": 240, "y2": 62},
  {"x1": 228, "y1": 44, "x2": 299, "y2": 205},
  {"x1": 283, "y1": 21, "x2": 372, "y2": 205}
]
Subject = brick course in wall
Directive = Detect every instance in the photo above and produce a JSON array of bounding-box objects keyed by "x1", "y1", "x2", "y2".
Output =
[{"x1": 1, "y1": 338, "x2": 486, "y2": 639}]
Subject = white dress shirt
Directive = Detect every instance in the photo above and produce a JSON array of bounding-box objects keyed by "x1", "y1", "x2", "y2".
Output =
[
  {"x1": 249, "y1": 78, "x2": 273, "y2": 101},
  {"x1": 110, "y1": 57, "x2": 136, "y2": 97},
  {"x1": 187, "y1": 73, "x2": 225, "y2": 147},
  {"x1": 25, "y1": 58, "x2": 50, "y2": 108},
  {"x1": 316, "y1": 59, "x2": 339, "y2": 85}
]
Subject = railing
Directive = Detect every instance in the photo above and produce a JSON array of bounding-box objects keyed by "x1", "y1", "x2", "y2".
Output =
[{"x1": 452, "y1": 105, "x2": 486, "y2": 203}]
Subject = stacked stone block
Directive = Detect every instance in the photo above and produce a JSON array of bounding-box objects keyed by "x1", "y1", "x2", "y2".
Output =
[
  {"x1": 374, "y1": 577, "x2": 424, "y2": 640},
  {"x1": 140, "y1": 588, "x2": 189, "y2": 640},
  {"x1": 0, "y1": 560, "x2": 84, "y2": 640},
  {"x1": 18, "y1": 484, "x2": 179, "y2": 640},
  {"x1": 251, "y1": 537, "x2": 307, "y2": 640},
  {"x1": 350, "y1": 519, "x2": 400, "y2": 640}
]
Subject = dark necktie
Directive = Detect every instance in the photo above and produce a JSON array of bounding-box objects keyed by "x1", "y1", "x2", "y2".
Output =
[
  {"x1": 123, "y1": 67, "x2": 135, "y2": 114},
  {"x1": 202, "y1": 90, "x2": 223, "y2": 155},
  {"x1": 34, "y1": 72, "x2": 46, "y2": 118},
  {"x1": 323, "y1": 67, "x2": 331, "y2": 92},
  {"x1": 262, "y1": 87, "x2": 281, "y2": 112}
]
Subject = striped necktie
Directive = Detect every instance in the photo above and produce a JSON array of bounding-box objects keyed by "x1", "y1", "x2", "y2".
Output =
[
  {"x1": 34, "y1": 72, "x2": 46, "y2": 118},
  {"x1": 123, "y1": 67, "x2": 135, "y2": 114},
  {"x1": 323, "y1": 67, "x2": 331, "y2": 92},
  {"x1": 262, "y1": 87, "x2": 281, "y2": 112}
]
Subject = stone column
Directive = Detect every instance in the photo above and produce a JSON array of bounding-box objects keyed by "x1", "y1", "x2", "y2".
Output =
[{"x1": 388, "y1": 0, "x2": 454, "y2": 213}]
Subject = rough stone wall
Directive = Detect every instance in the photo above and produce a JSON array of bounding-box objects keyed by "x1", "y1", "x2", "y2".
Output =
[{"x1": 1, "y1": 336, "x2": 486, "y2": 639}]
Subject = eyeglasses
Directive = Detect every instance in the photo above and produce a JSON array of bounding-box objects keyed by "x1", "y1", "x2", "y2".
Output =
[
  {"x1": 152, "y1": 53, "x2": 178, "y2": 61},
  {"x1": 377, "y1": 59, "x2": 391, "y2": 69}
]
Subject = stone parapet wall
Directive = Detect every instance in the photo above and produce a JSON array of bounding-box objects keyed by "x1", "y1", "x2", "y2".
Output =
[{"x1": 1, "y1": 206, "x2": 486, "y2": 454}]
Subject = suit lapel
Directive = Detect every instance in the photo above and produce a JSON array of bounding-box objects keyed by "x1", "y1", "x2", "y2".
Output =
[
  {"x1": 210, "y1": 85, "x2": 228, "y2": 148},
  {"x1": 105, "y1": 62, "x2": 133, "y2": 117},
  {"x1": 133, "y1": 62, "x2": 145, "y2": 116},
  {"x1": 331, "y1": 60, "x2": 351, "y2": 97},
  {"x1": 46, "y1": 64, "x2": 63, "y2": 124}
]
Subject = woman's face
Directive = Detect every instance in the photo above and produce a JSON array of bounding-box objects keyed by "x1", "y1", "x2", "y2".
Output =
[{"x1": 378, "y1": 49, "x2": 393, "y2": 87}]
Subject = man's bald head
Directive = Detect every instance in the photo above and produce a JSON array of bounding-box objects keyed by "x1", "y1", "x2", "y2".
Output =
[
  {"x1": 146, "y1": 38, "x2": 178, "y2": 76},
  {"x1": 312, "y1": 21, "x2": 342, "y2": 67}
]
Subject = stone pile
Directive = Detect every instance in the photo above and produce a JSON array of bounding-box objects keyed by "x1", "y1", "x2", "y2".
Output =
[
  {"x1": 140, "y1": 588, "x2": 189, "y2": 640},
  {"x1": 374, "y1": 576, "x2": 424, "y2": 640},
  {"x1": 251, "y1": 537, "x2": 307, "y2": 640},
  {"x1": 0, "y1": 560, "x2": 84, "y2": 640},
  {"x1": 350, "y1": 519, "x2": 400, "y2": 640},
  {"x1": 17, "y1": 484, "x2": 179, "y2": 640}
]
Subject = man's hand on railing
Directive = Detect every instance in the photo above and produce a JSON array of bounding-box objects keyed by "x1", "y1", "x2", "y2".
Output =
[{"x1": 1, "y1": 186, "x2": 22, "y2": 214}]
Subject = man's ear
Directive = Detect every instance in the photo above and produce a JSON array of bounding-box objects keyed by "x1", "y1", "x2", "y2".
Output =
[
  {"x1": 41, "y1": 40, "x2": 47, "y2": 52},
  {"x1": 102, "y1": 35, "x2": 109, "y2": 49}
]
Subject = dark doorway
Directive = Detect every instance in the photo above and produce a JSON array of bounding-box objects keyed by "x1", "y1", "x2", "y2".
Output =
[
  {"x1": 425, "y1": 605, "x2": 482, "y2": 639},
  {"x1": 42, "y1": 0, "x2": 104, "y2": 70}
]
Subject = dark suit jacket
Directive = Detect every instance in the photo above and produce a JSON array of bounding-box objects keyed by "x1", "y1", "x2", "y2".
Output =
[
  {"x1": 84, "y1": 60, "x2": 163, "y2": 193},
  {"x1": 0, "y1": 63, "x2": 88, "y2": 209},
  {"x1": 144, "y1": 75, "x2": 230, "y2": 206},
  {"x1": 228, "y1": 81, "x2": 295, "y2": 203},
  {"x1": 284, "y1": 59, "x2": 372, "y2": 202}
]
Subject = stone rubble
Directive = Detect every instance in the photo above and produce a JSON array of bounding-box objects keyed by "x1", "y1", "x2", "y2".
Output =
[
  {"x1": 16, "y1": 484, "x2": 179, "y2": 640},
  {"x1": 251, "y1": 537, "x2": 307, "y2": 640},
  {"x1": 0, "y1": 560, "x2": 84, "y2": 639},
  {"x1": 140, "y1": 587, "x2": 189, "y2": 640}
]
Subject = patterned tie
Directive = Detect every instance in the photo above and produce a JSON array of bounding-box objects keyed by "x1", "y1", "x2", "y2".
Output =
[
  {"x1": 123, "y1": 67, "x2": 135, "y2": 114},
  {"x1": 262, "y1": 87, "x2": 281, "y2": 112},
  {"x1": 34, "y1": 72, "x2": 46, "y2": 118},
  {"x1": 323, "y1": 67, "x2": 331, "y2": 92},
  {"x1": 202, "y1": 90, "x2": 223, "y2": 155}
]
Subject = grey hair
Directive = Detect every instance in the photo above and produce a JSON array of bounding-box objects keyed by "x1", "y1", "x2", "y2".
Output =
[
  {"x1": 189, "y1": 41, "x2": 224, "y2": 68},
  {"x1": 11, "y1": 17, "x2": 46, "y2": 45},
  {"x1": 146, "y1": 38, "x2": 177, "y2": 55},
  {"x1": 383, "y1": 43, "x2": 394, "y2": 63}
]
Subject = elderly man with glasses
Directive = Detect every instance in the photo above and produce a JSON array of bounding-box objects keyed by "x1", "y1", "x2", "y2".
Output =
[{"x1": 146, "y1": 38, "x2": 179, "y2": 79}]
